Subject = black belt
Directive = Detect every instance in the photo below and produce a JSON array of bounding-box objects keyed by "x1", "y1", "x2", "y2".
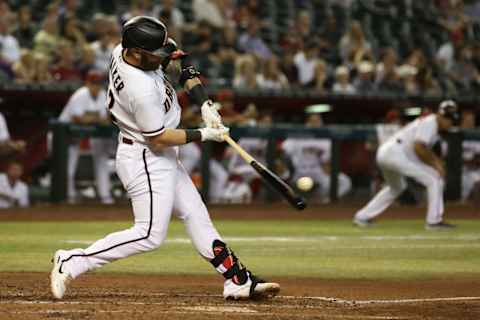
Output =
[{"x1": 122, "y1": 137, "x2": 134, "y2": 145}]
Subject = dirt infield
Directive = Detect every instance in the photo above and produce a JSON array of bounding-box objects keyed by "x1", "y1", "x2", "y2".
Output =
[
  {"x1": 1, "y1": 272, "x2": 479, "y2": 320},
  {"x1": 1, "y1": 203, "x2": 479, "y2": 319},
  {"x1": 0, "y1": 202, "x2": 478, "y2": 221}
]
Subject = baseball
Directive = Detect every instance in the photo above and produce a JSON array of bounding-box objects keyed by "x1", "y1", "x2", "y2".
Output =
[{"x1": 296, "y1": 176, "x2": 314, "y2": 192}]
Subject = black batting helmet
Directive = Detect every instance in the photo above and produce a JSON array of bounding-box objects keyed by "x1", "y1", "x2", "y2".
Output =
[
  {"x1": 122, "y1": 16, "x2": 172, "y2": 58},
  {"x1": 438, "y1": 99, "x2": 460, "y2": 125}
]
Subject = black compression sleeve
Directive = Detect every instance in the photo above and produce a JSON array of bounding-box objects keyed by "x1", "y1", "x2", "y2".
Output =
[
  {"x1": 188, "y1": 83, "x2": 209, "y2": 106},
  {"x1": 185, "y1": 129, "x2": 202, "y2": 143}
]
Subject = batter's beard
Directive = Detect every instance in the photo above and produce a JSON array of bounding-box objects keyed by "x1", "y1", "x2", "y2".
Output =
[{"x1": 139, "y1": 55, "x2": 161, "y2": 71}]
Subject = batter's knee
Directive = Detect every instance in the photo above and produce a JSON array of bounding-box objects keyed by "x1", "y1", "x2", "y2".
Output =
[
  {"x1": 390, "y1": 182, "x2": 407, "y2": 198},
  {"x1": 147, "y1": 228, "x2": 168, "y2": 248},
  {"x1": 132, "y1": 222, "x2": 167, "y2": 250}
]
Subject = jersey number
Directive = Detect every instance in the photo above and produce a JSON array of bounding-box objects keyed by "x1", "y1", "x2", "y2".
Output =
[
  {"x1": 107, "y1": 89, "x2": 117, "y2": 123},
  {"x1": 107, "y1": 89, "x2": 114, "y2": 109}
]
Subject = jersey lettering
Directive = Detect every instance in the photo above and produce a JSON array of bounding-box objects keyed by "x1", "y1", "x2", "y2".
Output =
[
  {"x1": 164, "y1": 80, "x2": 174, "y2": 113},
  {"x1": 109, "y1": 56, "x2": 125, "y2": 93}
]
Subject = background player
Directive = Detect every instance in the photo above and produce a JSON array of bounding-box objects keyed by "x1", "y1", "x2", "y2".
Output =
[
  {"x1": 353, "y1": 100, "x2": 460, "y2": 230},
  {"x1": 460, "y1": 110, "x2": 480, "y2": 203},
  {"x1": 58, "y1": 70, "x2": 115, "y2": 204},
  {"x1": 0, "y1": 109, "x2": 26, "y2": 158},
  {"x1": 282, "y1": 113, "x2": 352, "y2": 203},
  {"x1": 0, "y1": 160, "x2": 29, "y2": 208},
  {"x1": 50, "y1": 16, "x2": 279, "y2": 301},
  {"x1": 224, "y1": 111, "x2": 271, "y2": 201}
]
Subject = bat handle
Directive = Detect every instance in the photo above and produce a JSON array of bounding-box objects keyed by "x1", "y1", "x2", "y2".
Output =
[{"x1": 223, "y1": 134, "x2": 255, "y2": 163}]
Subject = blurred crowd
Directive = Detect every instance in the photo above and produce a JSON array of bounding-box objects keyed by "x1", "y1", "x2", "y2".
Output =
[
  {"x1": 1, "y1": 0, "x2": 480, "y2": 96},
  {"x1": 1, "y1": 0, "x2": 480, "y2": 207}
]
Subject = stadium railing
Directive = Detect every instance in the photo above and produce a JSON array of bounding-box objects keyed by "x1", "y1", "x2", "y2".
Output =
[{"x1": 49, "y1": 121, "x2": 480, "y2": 204}]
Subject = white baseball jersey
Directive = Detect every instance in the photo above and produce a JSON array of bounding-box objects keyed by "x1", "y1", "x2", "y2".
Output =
[
  {"x1": 388, "y1": 114, "x2": 440, "y2": 162},
  {"x1": 376, "y1": 123, "x2": 401, "y2": 145},
  {"x1": 59, "y1": 87, "x2": 108, "y2": 123},
  {"x1": 462, "y1": 140, "x2": 480, "y2": 200},
  {"x1": 282, "y1": 138, "x2": 331, "y2": 170},
  {"x1": 107, "y1": 44, "x2": 181, "y2": 145},
  {"x1": 0, "y1": 174, "x2": 29, "y2": 208},
  {"x1": 463, "y1": 141, "x2": 480, "y2": 163},
  {"x1": 0, "y1": 112, "x2": 10, "y2": 141}
]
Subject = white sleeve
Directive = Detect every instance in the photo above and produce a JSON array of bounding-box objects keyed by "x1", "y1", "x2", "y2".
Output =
[
  {"x1": 18, "y1": 183, "x2": 29, "y2": 207},
  {"x1": 59, "y1": 93, "x2": 85, "y2": 122},
  {"x1": 415, "y1": 118, "x2": 437, "y2": 145},
  {"x1": 0, "y1": 113, "x2": 10, "y2": 141},
  {"x1": 133, "y1": 93, "x2": 166, "y2": 137},
  {"x1": 96, "y1": 90, "x2": 108, "y2": 118},
  {"x1": 321, "y1": 140, "x2": 332, "y2": 162},
  {"x1": 281, "y1": 139, "x2": 294, "y2": 155}
]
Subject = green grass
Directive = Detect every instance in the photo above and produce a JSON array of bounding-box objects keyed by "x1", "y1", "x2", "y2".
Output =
[{"x1": 0, "y1": 219, "x2": 479, "y2": 279}]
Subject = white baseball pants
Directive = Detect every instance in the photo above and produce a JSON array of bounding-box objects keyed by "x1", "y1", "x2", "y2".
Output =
[
  {"x1": 67, "y1": 138, "x2": 113, "y2": 203},
  {"x1": 62, "y1": 141, "x2": 222, "y2": 278},
  {"x1": 355, "y1": 140, "x2": 445, "y2": 224}
]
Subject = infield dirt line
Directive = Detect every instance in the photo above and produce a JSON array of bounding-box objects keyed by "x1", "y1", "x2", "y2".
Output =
[
  {"x1": 0, "y1": 309, "x2": 409, "y2": 319},
  {"x1": 2, "y1": 295, "x2": 480, "y2": 306}
]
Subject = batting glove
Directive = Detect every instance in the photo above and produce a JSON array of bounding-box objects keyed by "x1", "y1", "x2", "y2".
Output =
[
  {"x1": 199, "y1": 126, "x2": 229, "y2": 142},
  {"x1": 201, "y1": 100, "x2": 223, "y2": 128}
]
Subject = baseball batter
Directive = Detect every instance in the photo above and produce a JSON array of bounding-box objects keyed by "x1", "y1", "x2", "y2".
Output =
[
  {"x1": 50, "y1": 16, "x2": 279, "y2": 300},
  {"x1": 354, "y1": 100, "x2": 459, "y2": 230},
  {"x1": 58, "y1": 70, "x2": 114, "y2": 204}
]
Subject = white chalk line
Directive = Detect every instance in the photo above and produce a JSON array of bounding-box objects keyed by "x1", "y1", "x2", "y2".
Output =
[
  {"x1": 63, "y1": 234, "x2": 480, "y2": 246},
  {"x1": 2, "y1": 295, "x2": 479, "y2": 306}
]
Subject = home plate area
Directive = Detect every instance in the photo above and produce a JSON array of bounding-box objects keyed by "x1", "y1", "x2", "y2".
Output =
[{"x1": 1, "y1": 273, "x2": 479, "y2": 320}]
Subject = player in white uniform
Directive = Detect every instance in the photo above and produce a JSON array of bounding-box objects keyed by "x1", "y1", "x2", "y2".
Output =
[
  {"x1": 354, "y1": 100, "x2": 460, "y2": 230},
  {"x1": 50, "y1": 16, "x2": 279, "y2": 300},
  {"x1": 0, "y1": 112, "x2": 26, "y2": 157},
  {"x1": 282, "y1": 114, "x2": 351, "y2": 201},
  {"x1": 223, "y1": 113, "x2": 272, "y2": 202},
  {"x1": 0, "y1": 161, "x2": 29, "y2": 208},
  {"x1": 460, "y1": 110, "x2": 480, "y2": 201},
  {"x1": 58, "y1": 70, "x2": 115, "y2": 204}
]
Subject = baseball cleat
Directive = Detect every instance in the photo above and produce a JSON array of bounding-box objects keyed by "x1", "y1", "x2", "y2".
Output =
[
  {"x1": 50, "y1": 250, "x2": 72, "y2": 299},
  {"x1": 223, "y1": 272, "x2": 280, "y2": 300},
  {"x1": 425, "y1": 221, "x2": 456, "y2": 230},
  {"x1": 353, "y1": 217, "x2": 375, "y2": 227}
]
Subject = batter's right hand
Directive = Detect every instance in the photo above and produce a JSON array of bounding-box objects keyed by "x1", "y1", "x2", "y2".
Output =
[{"x1": 199, "y1": 126, "x2": 229, "y2": 142}]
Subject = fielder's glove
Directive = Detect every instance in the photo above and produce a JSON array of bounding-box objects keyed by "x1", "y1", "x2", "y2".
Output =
[
  {"x1": 199, "y1": 126, "x2": 229, "y2": 142},
  {"x1": 201, "y1": 100, "x2": 223, "y2": 128}
]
